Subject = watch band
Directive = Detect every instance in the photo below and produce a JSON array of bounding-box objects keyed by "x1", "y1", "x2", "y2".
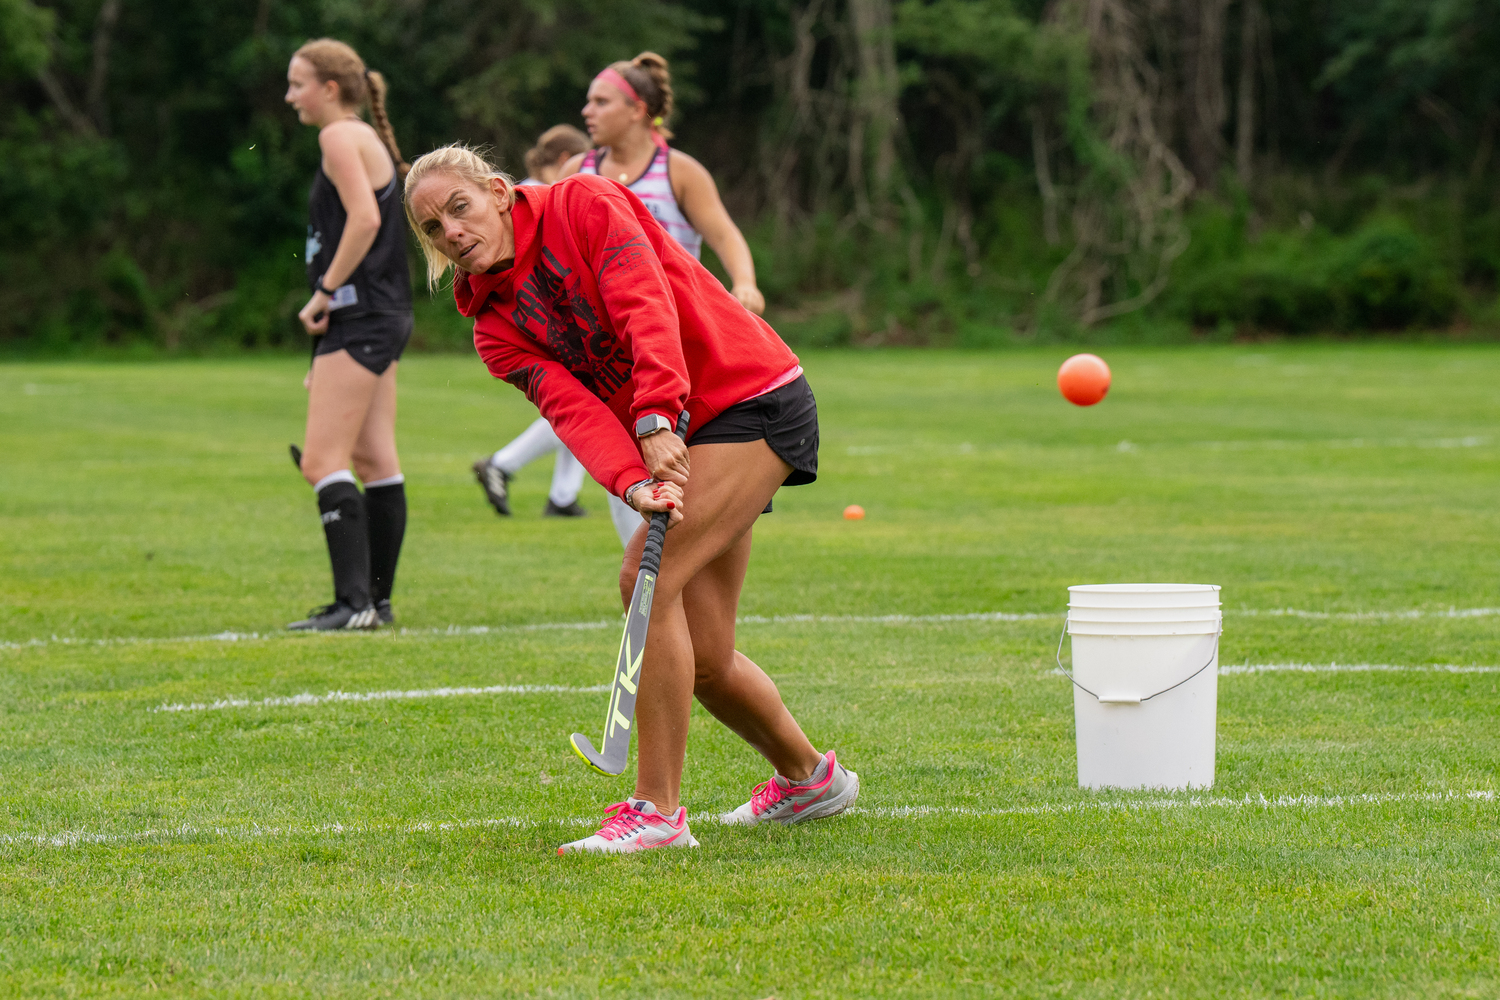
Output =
[
  {"x1": 316, "y1": 280, "x2": 337, "y2": 296},
  {"x1": 635, "y1": 413, "x2": 672, "y2": 438}
]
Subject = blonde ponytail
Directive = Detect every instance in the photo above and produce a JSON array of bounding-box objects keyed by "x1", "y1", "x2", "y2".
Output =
[{"x1": 364, "y1": 69, "x2": 409, "y2": 181}]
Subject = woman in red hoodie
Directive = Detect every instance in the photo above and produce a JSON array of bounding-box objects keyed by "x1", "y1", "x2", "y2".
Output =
[{"x1": 404, "y1": 145, "x2": 859, "y2": 853}]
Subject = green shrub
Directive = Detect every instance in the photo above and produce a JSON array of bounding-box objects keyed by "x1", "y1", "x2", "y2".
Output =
[
  {"x1": 1326, "y1": 218, "x2": 1457, "y2": 329},
  {"x1": 1171, "y1": 215, "x2": 1458, "y2": 333}
]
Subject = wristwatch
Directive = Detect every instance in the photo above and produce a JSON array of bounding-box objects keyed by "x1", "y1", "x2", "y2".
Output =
[{"x1": 635, "y1": 413, "x2": 672, "y2": 438}]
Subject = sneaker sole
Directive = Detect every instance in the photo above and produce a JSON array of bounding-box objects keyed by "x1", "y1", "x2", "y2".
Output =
[
  {"x1": 558, "y1": 831, "x2": 701, "y2": 855},
  {"x1": 784, "y1": 769, "x2": 860, "y2": 825}
]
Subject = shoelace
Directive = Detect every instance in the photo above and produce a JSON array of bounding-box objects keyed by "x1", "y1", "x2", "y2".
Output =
[
  {"x1": 596, "y1": 801, "x2": 650, "y2": 841},
  {"x1": 749, "y1": 778, "x2": 792, "y2": 816}
]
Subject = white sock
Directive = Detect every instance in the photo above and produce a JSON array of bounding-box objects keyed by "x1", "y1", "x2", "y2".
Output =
[
  {"x1": 608, "y1": 494, "x2": 642, "y2": 547},
  {"x1": 492, "y1": 417, "x2": 564, "y2": 474},
  {"x1": 548, "y1": 448, "x2": 586, "y2": 506},
  {"x1": 789, "y1": 754, "x2": 830, "y2": 786},
  {"x1": 312, "y1": 469, "x2": 357, "y2": 493}
]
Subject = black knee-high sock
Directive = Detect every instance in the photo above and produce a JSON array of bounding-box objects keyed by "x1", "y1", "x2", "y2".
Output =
[
  {"x1": 364, "y1": 481, "x2": 406, "y2": 604},
  {"x1": 317, "y1": 480, "x2": 371, "y2": 609}
]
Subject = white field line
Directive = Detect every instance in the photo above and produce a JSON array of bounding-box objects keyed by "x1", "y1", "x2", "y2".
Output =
[
  {"x1": 1217, "y1": 662, "x2": 1500, "y2": 675},
  {"x1": 7, "y1": 606, "x2": 1500, "y2": 653},
  {"x1": 1047, "y1": 662, "x2": 1500, "y2": 678},
  {"x1": 6, "y1": 789, "x2": 1493, "y2": 850},
  {"x1": 151, "y1": 683, "x2": 609, "y2": 714},
  {"x1": 170, "y1": 661, "x2": 1500, "y2": 716},
  {"x1": 1235, "y1": 606, "x2": 1500, "y2": 621}
]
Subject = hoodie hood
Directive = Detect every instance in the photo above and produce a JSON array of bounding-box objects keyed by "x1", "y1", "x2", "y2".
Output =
[{"x1": 452, "y1": 186, "x2": 539, "y2": 318}]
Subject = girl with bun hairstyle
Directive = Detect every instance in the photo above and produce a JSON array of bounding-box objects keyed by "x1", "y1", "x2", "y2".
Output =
[
  {"x1": 284, "y1": 38, "x2": 413, "y2": 631},
  {"x1": 404, "y1": 145, "x2": 859, "y2": 854},
  {"x1": 559, "y1": 52, "x2": 766, "y2": 316}
]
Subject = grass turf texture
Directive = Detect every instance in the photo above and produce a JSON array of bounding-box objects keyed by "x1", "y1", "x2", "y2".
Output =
[{"x1": 1, "y1": 346, "x2": 1498, "y2": 998}]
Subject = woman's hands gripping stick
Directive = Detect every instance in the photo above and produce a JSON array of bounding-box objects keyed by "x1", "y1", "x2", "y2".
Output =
[{"x1": 630, "y1": 426, "x2": 691, "y2": 527}]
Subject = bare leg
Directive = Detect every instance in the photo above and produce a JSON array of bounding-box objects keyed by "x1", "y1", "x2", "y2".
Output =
[
  {"x1": 350, "y1": 361, "x2": 401, "y2": 483},
  {"x1": 682, "y1": 530, "x2": 820, "y2": 780},
  {"x1": 301, "y1": 351, "x2": 380, "y2": 486},
  {"x1": 622, "y1": 440, "x2": 822, "y2": 812}
]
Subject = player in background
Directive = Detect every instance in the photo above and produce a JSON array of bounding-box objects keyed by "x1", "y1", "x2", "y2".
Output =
[
  {"x1": 284, "y1": 39, "x2": 413, "y2": 631},
  {"x1": 474, "y1": 53, "x2": 767, "y2": 548},
  {"x1": 472, "y1": 125, "x2": 598, "y2": 521},
  {"x1": 405, "y1": 146, "x2": 858, "y2": 853}
]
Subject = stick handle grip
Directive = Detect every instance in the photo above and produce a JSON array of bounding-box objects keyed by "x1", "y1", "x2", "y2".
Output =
[{"x1": 638, "y1": 411, "x2": 690, "y2": 578}]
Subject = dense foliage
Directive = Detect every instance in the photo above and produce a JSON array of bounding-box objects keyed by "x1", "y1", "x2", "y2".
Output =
[{"x1": 2, "y1": 0, "x2": 1498, "y2": 350}]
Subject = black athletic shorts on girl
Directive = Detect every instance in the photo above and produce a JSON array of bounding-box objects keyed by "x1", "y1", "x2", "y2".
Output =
[
  {"x1": 692, "y1": 374, "x2": 818, "y2": 513},
  {"x1": 314, "y1": 311, "x2": 413, "y2": 376}
]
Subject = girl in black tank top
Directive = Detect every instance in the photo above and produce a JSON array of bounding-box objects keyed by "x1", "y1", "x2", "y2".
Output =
[
  {"x1": 306, "y1": 164, "x2": 411, "y2": 321},
  {"x1": 283, "y1": 38, "x2": 413, "y2": 633}
]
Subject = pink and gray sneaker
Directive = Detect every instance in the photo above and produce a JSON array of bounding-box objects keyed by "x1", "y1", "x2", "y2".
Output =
[
  {"x1": 557, "y1": 799, "x2": 701, "y2": 855},
  {"x1": 721, "y1": 750, "x2": 860, "y2": 826}
]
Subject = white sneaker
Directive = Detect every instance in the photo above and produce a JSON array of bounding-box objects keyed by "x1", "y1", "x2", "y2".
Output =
[
  {"x1": 557, "y1": 799, "x2": 701, "y2": 855},
  {"x1": 721, "y1": 750, "x2": 860, "y2": 826}
]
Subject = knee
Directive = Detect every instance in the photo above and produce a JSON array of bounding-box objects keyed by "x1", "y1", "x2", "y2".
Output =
[
  {"x1": 618, "y1": 555, "x2": 641, "y2": 609},
  {"x1": 300, "y1": 453, "x2": 340, "y2": 488},
  {"x1": 618, "y1": 539, "x2": 646, "y2": 609},
  {"x1": 692, "y1": 649, "x2": 734, "y2": 695},
  {"x1": 350, "y1": 453, "x2": 380, "y2": 482}
]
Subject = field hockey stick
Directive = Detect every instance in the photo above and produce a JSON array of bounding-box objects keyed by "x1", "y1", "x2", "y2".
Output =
[{"x1": 570, "y1": 410, "x2": 690, "y2": 776}]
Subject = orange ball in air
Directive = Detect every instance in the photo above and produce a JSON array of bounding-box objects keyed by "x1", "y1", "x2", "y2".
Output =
[
  {"x1": 1058, "y1": 353, "x2": 1111, "y2": 406},
  {"x1": 843, "y1": 505, "x2": 866, "y2": 520}
]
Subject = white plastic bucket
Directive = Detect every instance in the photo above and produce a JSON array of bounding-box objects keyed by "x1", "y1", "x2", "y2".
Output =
[
  {"x1": 1067, "y1": 584, "x2": 1222, "y2": 609},
  {"x1": 1061, "y1": 584, "x2": 1221, "y2": 790}
]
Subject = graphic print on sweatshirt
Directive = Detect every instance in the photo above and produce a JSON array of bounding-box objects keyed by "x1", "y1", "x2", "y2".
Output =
[{"x1": 511, "y1": 246, "x2": 632, "y2": 401}]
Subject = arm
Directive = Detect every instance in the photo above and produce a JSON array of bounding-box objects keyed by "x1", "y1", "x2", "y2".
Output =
[
  {"x1": 580, "y1": 187, "x2": 692, "y2": 436},
  {"x1": 480, "y1": 333, "x2": 656, "y2": 499},
  {"x1": 670, "y1": 150, "x2": 764, "y2": 315},
  {"x1": 298, "y1": 123, "x2": 382, "y2": 334}
]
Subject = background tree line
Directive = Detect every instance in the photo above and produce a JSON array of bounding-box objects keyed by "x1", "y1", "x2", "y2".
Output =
[{"x1": 2, "y1": 0, "x2": 1497, "y2": 350}]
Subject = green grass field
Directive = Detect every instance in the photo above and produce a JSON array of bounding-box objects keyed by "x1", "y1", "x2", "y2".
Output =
[{"x1": 3, "y1": 345, "x2": 1499, "y2": 998}]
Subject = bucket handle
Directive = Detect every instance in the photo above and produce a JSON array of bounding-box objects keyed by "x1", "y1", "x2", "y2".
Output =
[{"x1": 1054, "y1": 619, "x2": 1221, "y2": 705}]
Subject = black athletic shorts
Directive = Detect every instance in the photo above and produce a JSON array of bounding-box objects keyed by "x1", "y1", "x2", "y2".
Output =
[
  {"x1": 692, "y1": 374, "x2": 818, "y2": 513},
  {"x1": 314, "y1": 311, "x2": 413, "y2": 376}
]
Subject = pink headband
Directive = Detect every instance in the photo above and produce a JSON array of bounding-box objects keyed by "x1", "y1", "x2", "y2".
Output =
[{"x1": 595, "y1": 68, "x2": 641, "y2": 106}]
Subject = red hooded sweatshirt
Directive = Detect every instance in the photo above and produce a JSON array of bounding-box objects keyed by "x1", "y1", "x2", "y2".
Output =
[{"x1": 455, "y1": 173, "x2": 802, "y2": 498}]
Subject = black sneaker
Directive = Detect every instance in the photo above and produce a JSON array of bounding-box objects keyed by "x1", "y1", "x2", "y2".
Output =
[
  {"x1": 543, "y1": 499, "x2": 588, "y2": 518},
  {"x1": 473, "y1": 460, "x2": 512, "y2": 516},
  {"x1": 287, "y1": 602, "x2": 379, "y2": 631},
  {"x1": 376, "y1": 599, "x2": 393, "y2": 625}
]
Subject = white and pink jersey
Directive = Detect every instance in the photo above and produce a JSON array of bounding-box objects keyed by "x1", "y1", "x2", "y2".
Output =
[{"x1": 581, "y1": 142, "x2": 703, "y2": 259}]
